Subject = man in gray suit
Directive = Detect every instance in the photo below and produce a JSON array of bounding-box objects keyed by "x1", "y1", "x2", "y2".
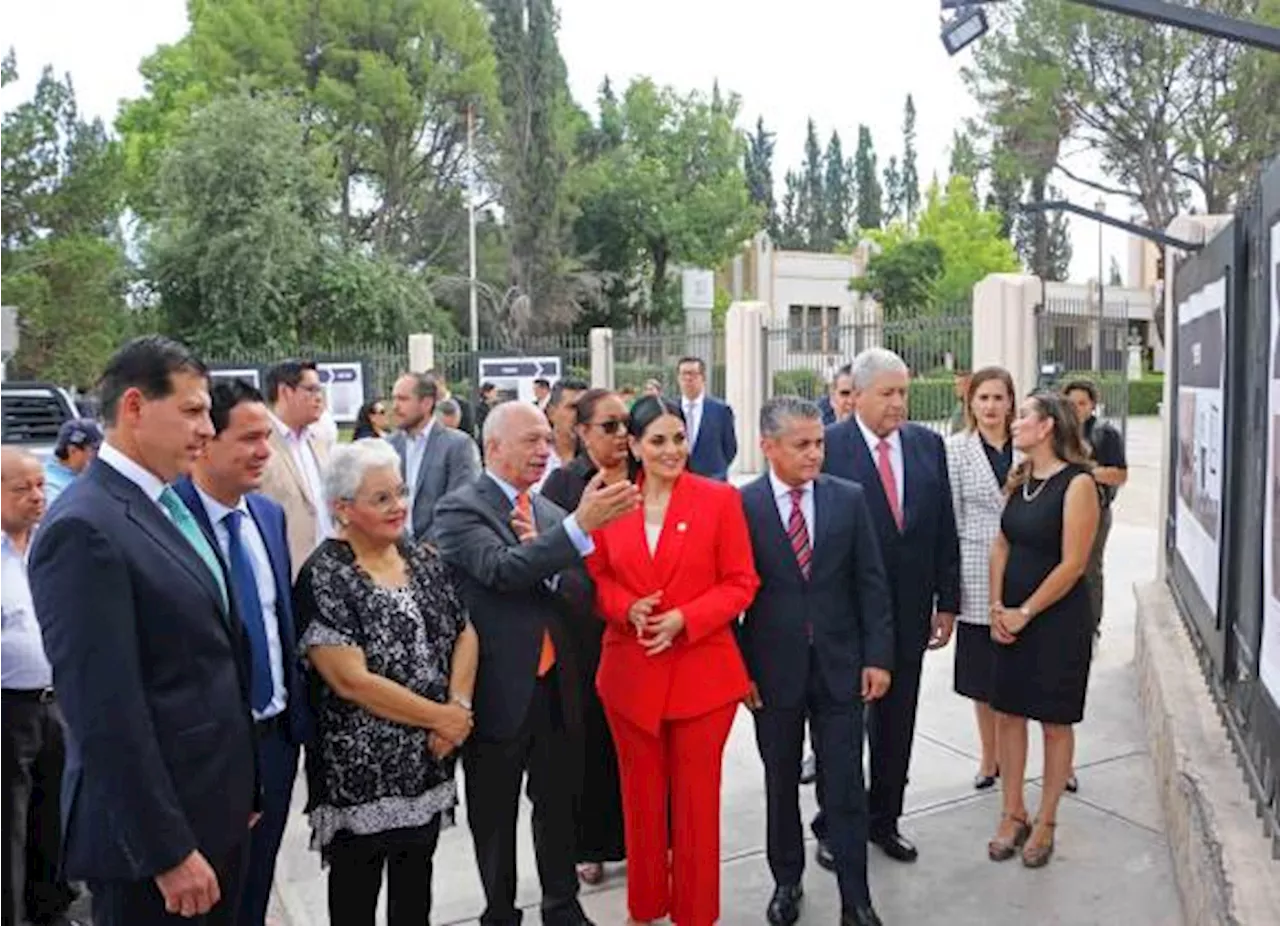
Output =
[
  {"x1": 434, "y1": 401, "x2": 638, "y2": 926},
  {"x1": 388, "y1": 372, "x2": 479, "y2": 542}
]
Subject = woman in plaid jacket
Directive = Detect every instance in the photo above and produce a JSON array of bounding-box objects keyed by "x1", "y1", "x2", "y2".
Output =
[{"x1": 945, "y1": 367, "x2": 1018, "y2": 790}]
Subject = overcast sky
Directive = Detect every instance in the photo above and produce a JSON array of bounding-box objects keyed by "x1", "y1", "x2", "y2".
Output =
[{"x1": 3, "y1": 0, "x2": 1134, "y2": 284}]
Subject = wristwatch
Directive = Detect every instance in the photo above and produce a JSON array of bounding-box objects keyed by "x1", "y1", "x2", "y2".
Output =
[{"x1": 450, "y1": 694, "x2": 473, "y2": 711}]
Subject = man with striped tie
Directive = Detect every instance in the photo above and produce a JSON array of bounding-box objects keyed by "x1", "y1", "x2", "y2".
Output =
[{"x1": 739, "y1": 396, "x2": 894, "y2": 926}]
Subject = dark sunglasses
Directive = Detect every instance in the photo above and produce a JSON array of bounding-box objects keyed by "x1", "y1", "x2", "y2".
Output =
[
  {"x1": 590, "y1": 418, "x2": 628, "y2": 435},
  {"x1": 372, "y1": 406, "x2": 387, "y2": 415},
  {"x1": 836, "y1": 389, "x2": 853, "y2": 397}
]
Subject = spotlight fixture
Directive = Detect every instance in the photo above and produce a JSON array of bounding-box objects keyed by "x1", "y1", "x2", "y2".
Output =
[{"x1": 941, "y1": 5, "x2": 990, "y2": 56}]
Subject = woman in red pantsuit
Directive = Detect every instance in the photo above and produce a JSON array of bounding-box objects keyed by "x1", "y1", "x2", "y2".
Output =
[{"x1": 586, "y1": 396, "x2": 760, "y2": 926}]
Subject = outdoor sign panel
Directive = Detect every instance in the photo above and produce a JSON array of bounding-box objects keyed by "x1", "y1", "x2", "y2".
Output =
[
  {"x1": 1261, "y1": 221, "x2": 1280, "y2": 703},
  {"x1": 478, "y1": 355, "x2": 561, "y2": 404},
  {"x1": 316, "y1": 361, "x2": 366, "y2": 424},
  {"x1": 1174, "y1": 275, "x2": 1227, "y2": 612},
  {"x1": 208, "y1": 367, "x2": 262, "y2": 390}
]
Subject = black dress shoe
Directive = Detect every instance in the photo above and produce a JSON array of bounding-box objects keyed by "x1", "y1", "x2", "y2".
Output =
[
  {"x1": 870, "y1": 830, "x2": 918, "y2": 863},
  {"x1": 800, "y1": 751, "x2": 818, "y2": 785},
  {"x1": 767, "y1": 883, "x2": 804, "y2": 926},
  {"x1": 842, "y1": 905, "x2": 885, "y2": 926},
  {"x1": 815, "y1": 838, "x2": 837, "y2": 871}
]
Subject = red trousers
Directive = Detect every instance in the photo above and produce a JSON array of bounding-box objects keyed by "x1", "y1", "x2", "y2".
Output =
[{"x1": 604, "y1": 702, "x2": 737, "y2": 926}]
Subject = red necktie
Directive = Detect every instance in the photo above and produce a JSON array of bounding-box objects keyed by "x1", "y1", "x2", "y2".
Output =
[
  {"x1": 516, "y1": 492, "x2": 556, "y2": 676},
  {"x1": 787, "y1": 487, "x2": 812, "y2": 579},
  {"x1": 876, "y1": 439, "x2": 904, "y2": 530}
]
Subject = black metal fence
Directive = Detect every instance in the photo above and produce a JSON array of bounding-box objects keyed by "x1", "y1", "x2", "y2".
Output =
[
  {"x1": 204, "y1": 341, "x2": 407, "y2": 404},
  {"x1": 434, "y1": 333, "x2": 591, "y2": 395},
  {"x1": 1037, "y1": 292, "x2": 1132, "y2": 435},
  {"x1": 763, "y1": 303, "x2": 972, "y2": 431},
  {"x1": 1165, "y1": 156, "x2": 1280, "y2": 854},
  {"x1": 613, "y1": 324, "x2": 726, "y2": 398}
]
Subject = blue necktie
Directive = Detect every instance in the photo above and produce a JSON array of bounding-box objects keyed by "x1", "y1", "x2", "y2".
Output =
[{"x1": 223, "y1": 510, "x2": 274, "y2": 712}]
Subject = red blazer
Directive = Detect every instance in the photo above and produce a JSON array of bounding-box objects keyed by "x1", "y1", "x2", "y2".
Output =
[{"x1": 587, "y1": 472, "x2": 760, "y2": 735}]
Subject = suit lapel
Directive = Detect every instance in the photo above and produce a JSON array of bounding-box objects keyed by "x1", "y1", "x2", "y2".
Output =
[
  {"x1": 476, "y1": 475, "x2": 521, "y2": 544},
  {"x1": 269, "y1": 429, "x2": 314, "y2": 514},
  {"x1": 417, "y1": 426, "x2": 439, "y2": 496},
  {"x1": 248, "y1": 496, "x2": 296, "y2": 644},
  {"x1": 812, "y1": 476, "x2": 832, "y2": 565},
  {"x1": 849, "y1": 426, "x2": 896, "y2": 534},
  {"x1": 749, "y1": 475, "x2": 808, "y2": 583},
  {"x1": 899, "y1": 427, "x2": 916, "y2": 533}
]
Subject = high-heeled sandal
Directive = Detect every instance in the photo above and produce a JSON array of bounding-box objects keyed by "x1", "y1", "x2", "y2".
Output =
[
  {"x1": 987, "y1": 813, "x2": 1031, "y2": 861},
  {"x1": 1022, "y1": 820, "x2": 1057, "y2": 868},
  {"x1": 577, "y1": 861, "x2": 604, "y2": 885}
]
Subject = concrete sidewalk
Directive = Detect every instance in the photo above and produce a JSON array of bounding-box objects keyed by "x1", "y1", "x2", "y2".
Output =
[{"x1": 271, "y1": 418, "x2": 1182, "y2": 925}]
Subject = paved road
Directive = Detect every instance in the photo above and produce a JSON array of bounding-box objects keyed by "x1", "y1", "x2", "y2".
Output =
[{"x1": 271, "y1": 416, "x2": 1180, "y2": 925}]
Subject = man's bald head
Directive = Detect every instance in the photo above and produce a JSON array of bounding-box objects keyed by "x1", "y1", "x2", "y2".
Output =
[
  {"x1": 482, "y1": 401, "x2": 553, "y2": 491},
  {"x1": 1, "y1": 446, "x2": 46, "y2": 536}
]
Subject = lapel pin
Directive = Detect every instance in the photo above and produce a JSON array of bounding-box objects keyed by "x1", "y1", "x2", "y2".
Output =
[{"x1": 676, "y1": 521, "x2": 688, "y2": 533}]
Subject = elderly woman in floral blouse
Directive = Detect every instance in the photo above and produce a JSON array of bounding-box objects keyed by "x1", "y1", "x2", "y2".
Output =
[{"x1": 295, "y1": 439, "x2": 479, "y2": 926}]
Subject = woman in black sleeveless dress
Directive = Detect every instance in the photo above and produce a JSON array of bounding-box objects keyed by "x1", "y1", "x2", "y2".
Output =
[{"x1": 986, "y1": 393, "x2": 1099, "y2": 869}]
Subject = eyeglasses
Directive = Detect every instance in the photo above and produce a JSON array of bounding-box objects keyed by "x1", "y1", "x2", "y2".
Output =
[
  {"x1": 589, "y1": 419, "x2": 628, "y2": 435},
  {"x1": 295, "y1": 384, "x2": 324, "y2": 396},
  {"x1": 351, "y1": 485, "x2": 410, "y2": 510}
]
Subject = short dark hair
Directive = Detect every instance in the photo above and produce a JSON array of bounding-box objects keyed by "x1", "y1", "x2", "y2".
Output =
[
  {"x1": 833, "y1": 363, "x2": 853, "y2": 382},
  {"x1": 1062, "y1": 378, "x2": 1099, "y2": 405},
  {"x1": 480, "y1": 381, "x2": 496, "y2": 394},
  {"x1": 210, "y1": 379, "x2": 266, "y2": 436},
  {"x1": 677, "y1": 356, "x2": 706, "y2": 375},
  {"x1": 627, "y1": 395, "x2": 685, "y2": 440},
  {"x1": 533, "y1": 378, "x2": 551, "y2": 389},
  {"x1": 99, "y1": 336, "x2": 207, "y2": 425},
  {"x1": 575, "y1": 388, "x2": 619, "y2": 427},
  {"x1": 401, "y1": 372, "x2": 437, "y2": 403},
  {"x1": 548, "y1": 377, "x2": 589, "y2": 411},
  {"x1": 264, "y1": 360, "x2": 317, "y2": 403},
  {"x1": 760, "y1": 396, "x2": 822, "y2": 438}
]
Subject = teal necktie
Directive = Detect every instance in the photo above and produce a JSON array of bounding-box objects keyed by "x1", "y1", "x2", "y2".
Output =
[{"x1": 159, "y1": 487, "x2": 228, "y2": 610}]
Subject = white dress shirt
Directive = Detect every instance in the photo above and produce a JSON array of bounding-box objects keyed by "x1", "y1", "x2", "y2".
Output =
[
  {"x1": 855, "y1": 415, "x2": 904, "y2": 506},
  {"x1": 98, "y1": 441, "x2": 167, "y2": 511},
  {"x1": 1, "y1": 533, "x2": 53, "y2": 689},
  {"x1": 193, "y1": 486, "x2": 287, "y2": 720},
  {"x1": 768, "y1": 469, "x2": 816, "y2": 551},
  {"x1": 270, "y1": 413, "x2": 333, "y2": 545},
  {"x1": 683, "y1": 393, "x2": 704, "y2": 450}
]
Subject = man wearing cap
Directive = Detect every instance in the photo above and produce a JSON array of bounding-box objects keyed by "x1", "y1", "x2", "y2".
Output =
[{"x1": 43, "y1": 420, "x2": 102, "y2": 506}]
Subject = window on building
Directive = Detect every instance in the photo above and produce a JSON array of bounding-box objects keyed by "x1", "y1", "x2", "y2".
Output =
[{"x1": 788, "y1": 305, "x2": 841, "y2": 353}]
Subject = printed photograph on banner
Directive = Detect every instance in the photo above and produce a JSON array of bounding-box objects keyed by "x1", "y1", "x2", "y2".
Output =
[
  {"x1": 1260, "y1": 220, "x2": 1280, "y2": 703},
  {"x1": 1174, "y1": 275, "x2": 1226, "y2": 610}
]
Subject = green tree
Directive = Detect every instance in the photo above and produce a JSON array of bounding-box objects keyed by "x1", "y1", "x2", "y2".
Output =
[
  {"x1": 573, "y1": 78, "x2": 760, "y2": 324},
  {"x1": 2, "y1": 53, "x2": 130, "y2": 386},
  {"x1": 487, "y1": 0, "x2": 581, "y2": 331},
  {"x1": 117, "y1": 0, "x2": 500, "y2": 265},
  {"x1": 883, "y1": 155, "x2": 903, "y2": 225},
  {"x1": 853, "y1": 124, "x2": 882, "y2": 231},
  {"x1": 777, "y1": 169, "x2": 804, "y2": 249},
  {"x1": 146, "y1": 94, "x2": 449, "y2": 355},
  {"x1": 823, "y1": 130, "x2": 852, "y2": 248},
  {"x1": 744, "y1": 117, "x2": 778, "y2": 240},
  {"x1": 901, "y1": 94, "x2": 921, "y2": 223},
  {"x1": 799, "y1": 118, "x2": 825, "y2": 248},
  {"x1": 1108, "y1": 256, "x2": 1123, "y2": 286},
  {"x1": 948, "y1": 128, "x2": 981, "y2": 188}
]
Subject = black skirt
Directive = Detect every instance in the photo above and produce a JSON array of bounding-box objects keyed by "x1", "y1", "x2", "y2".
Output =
[{"x1": 954, "y1": 621, "x2": 998, "y2": 703}]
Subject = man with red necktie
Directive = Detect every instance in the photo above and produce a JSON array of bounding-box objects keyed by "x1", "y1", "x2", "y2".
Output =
[
  {"x1": 819, "y1": 348, "x2": 961, "y2": 866},
  {"x1": 741, "y1": 397, "x2": 894, "y2": 926}
]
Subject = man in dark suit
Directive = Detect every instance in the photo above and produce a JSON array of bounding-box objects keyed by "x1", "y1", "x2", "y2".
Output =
[
  {"x1": 433, "y1": 401, "x2": 638, "y2": 926},
  {"x1": 174, "y1": 380, "x2": 311, "y2": 926},
  {"x1": 29, "y1": 336, "x2": 258, "y2": 926},
  {"x1": 741, "y1": 397, "x2": 893, "y2": 926},
  {"x1": 820, "y1": 347, "x2": 961, "y2": 864},
  {"x1": 388, "y1": 372, "x2": 479, "y2": 542},
  {"x1": 677, "y1": 356, "x2": 737, "y2": 480}
]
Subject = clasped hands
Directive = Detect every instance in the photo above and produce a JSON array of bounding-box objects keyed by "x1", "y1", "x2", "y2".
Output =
[
  {"x1": 989, "y1": 604, "x2": 1031, "y2": 644},
  {"x1": 428, "y1": 700, "x2": 473, "y2": 760},
  {"x1": 628, "y1": 591, "x2": 684, "y2": 656}
]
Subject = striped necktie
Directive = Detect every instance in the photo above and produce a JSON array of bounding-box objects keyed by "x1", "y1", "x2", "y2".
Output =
[{"x1": 787, "y1": 487, "x2": 812, "y2": 580}]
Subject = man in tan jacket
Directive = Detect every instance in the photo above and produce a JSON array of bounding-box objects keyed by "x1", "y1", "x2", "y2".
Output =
[{"x1": 260, "y1": 360, "x2": 330, "y2": 576}]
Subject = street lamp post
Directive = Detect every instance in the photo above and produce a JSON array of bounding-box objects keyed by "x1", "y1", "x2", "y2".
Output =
[
  {"x1": 467, "y1": 103, "x2": 479, "y2": 354},
  {"x1": 1095, "y1": 198, "x2": 1106, "y2": 373}
]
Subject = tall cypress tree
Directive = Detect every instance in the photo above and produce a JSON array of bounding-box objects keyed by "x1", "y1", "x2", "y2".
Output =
[
  {"x1": 883, "y1": 155, "x2": 903, "y2": 225},
  {"x1": 854, "y1": 124, "x2": 882, "y2": 231},
  {"x1": 743, "y1": 117, "x2": 778, "y2": 240},
  {"x1": 799, "y1": 118, "x2": 825, "y2": 248},
  {"x1": 822, "y1": 130, "x2": 852, "y2": 248},
  {"x1": 901, "y1": 94, "x2": 920, "y2": 224}
]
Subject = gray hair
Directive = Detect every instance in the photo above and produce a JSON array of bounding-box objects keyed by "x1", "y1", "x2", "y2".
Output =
[
  {"x1": 323, "y1": 438, "x2": 401, "y2": 505},
  {"x1": 760, "y1": 395, "x2": 823, "y2": 439},
  {"x1": 849, "y1": 347, "x2": 908, "y2": 390},
  {"x1": 436, "y1": 397, "x2": 461, "y2": 418},
  {"x1": 481, "y1": 398, "x2": 543, "y2": 447}
]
